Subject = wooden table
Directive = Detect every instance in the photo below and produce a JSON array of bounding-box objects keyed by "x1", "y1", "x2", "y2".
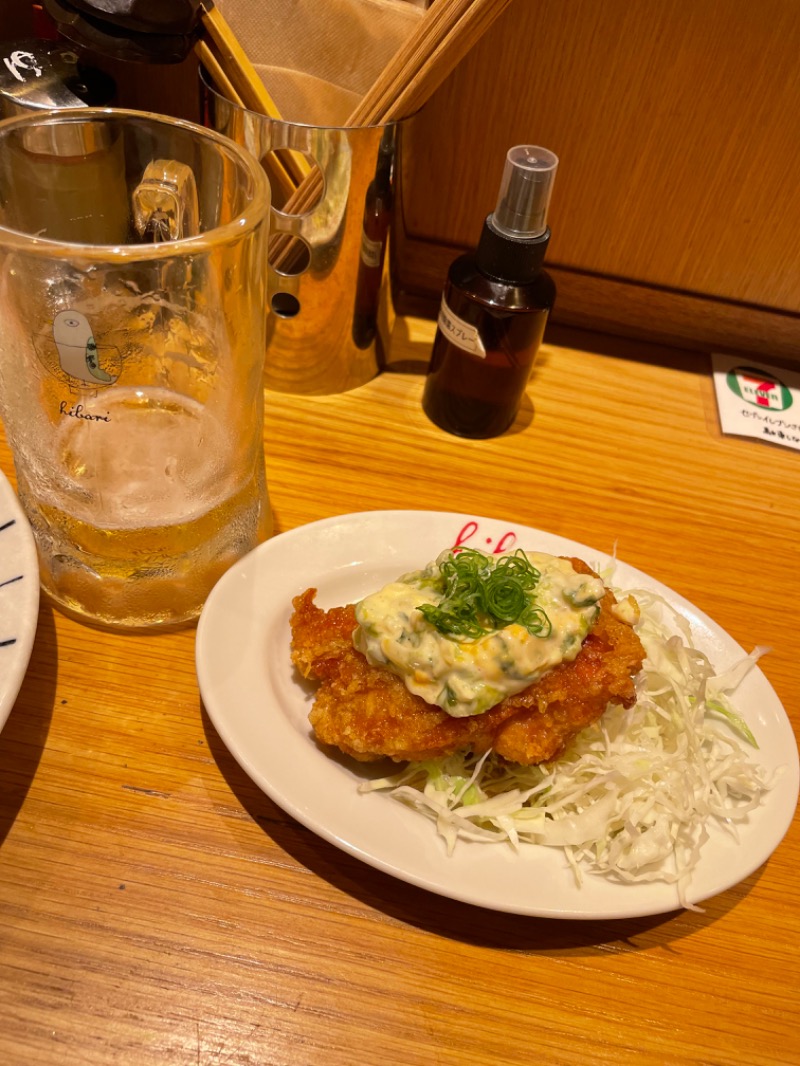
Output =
[{"x1": 1, "y1": 320, "x2": 798, "y2": 1066}]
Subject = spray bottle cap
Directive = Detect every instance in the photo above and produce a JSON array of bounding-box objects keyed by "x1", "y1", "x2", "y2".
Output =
[
  {"x1": 491, "y1": 146, "x2": 558, "y2": 240},
  {"x1": 475, "y1": 144, "x2": 558, "y2": 282}
]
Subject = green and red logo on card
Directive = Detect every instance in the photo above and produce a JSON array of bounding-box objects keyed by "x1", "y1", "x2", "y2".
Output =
[{"x1": 726, "y1": 366, "x2": 793, "y2": 411}]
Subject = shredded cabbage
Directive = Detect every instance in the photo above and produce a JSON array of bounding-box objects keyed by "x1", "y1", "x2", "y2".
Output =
[{"x1": 359, "y1": 583, "x2": 776, "y2": 908}]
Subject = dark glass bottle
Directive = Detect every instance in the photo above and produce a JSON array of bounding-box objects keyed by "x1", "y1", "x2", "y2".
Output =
[
  {"x1": 423, "y1": 259, "x2": 555, "y2": 438},
  {"x1": 423, "y1": 146, "x2": 558, "y2": 439}
]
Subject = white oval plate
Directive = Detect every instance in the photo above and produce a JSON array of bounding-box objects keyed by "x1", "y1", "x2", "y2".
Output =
[
  {"x1": 196, "y1": 510, "x2": 799, "y2": 919},
  {"x1": 0, "y1": 469, "x2": 40, "y2": 734}
]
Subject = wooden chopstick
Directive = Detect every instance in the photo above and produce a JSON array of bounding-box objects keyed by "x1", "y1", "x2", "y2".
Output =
[
  {"x1": 199, "y1": 3, "x2": 283, "y2": 120},
  {"x1": 346, "y1": 0, "x2": 514, "y2": 126},
  {"x1": 197, "y1": 2, "x2": 311, "y2": 193},
  {"x1": 195, "y1": 0, "x2": 512, "y2": 266},
  {"x1": 269, "y1": 0, "x2": 513, "y2": 266},
  {"x1": 196, "y1": 39, "x2": 298, "y2": 203}
]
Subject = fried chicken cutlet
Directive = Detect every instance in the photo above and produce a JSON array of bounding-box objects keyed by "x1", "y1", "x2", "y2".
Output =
[{"x1": 291, "y1": 556, "x2": 645, "y2": 766}]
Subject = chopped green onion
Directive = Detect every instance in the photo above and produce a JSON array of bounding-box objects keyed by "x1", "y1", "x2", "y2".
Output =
[{"x1": 417, "y1": 548, "x2": 550, "y2": 641}]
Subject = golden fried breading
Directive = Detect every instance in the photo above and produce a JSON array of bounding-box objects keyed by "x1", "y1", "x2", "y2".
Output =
[{"x1": 291, "y1": 558, "x2": 645, "y2": 766}]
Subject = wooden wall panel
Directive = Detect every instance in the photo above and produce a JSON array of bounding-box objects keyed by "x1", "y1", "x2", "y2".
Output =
[
  {"x1": 5, "y1": 1, "x2": 800, "y2": 357},
  {"x1": 394, "y1": 0, "x2": 800, "y2": 357}
]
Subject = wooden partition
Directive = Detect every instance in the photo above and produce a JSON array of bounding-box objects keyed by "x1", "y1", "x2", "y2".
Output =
[
  {"x1": 4, "y1": 1, "x2": 799, "y2": 361},
  {"x1": 393, "y1": 0, "x2": 800, "y2": 362}
]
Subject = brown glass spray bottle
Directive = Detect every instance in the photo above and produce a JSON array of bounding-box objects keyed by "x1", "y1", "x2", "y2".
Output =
[{"x1": 422, "y1": 146, "x2": 558, "y2": 438}]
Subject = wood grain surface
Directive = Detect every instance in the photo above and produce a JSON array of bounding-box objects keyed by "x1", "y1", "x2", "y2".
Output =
[
  {"x1": 394, "y1": 0, "x2": 800, "y2": 357},
  {"x1": 1, "y1": 321, "x2": 799, "y2": 1066},
  {"x1": 400, "y1": 0, "x2": 800, "y2": 308},
  {"x1": 8, "y1": 2, "x2": 800, "y2": 358}
]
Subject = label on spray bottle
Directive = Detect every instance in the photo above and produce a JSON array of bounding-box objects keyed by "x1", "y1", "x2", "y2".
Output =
[
  {"x1": 360, "y1": 229, "x2": 383, "y2": 269},
  {"x1": 437, "y1": 296, "x2": 486, "y2": 358}
]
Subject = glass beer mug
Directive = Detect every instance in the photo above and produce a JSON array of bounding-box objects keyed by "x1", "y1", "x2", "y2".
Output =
[{"x1": 0, "y1": 109, "x2": 272, "y2": 630}]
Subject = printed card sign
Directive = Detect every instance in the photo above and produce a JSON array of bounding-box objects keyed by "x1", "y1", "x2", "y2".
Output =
[{"x1": 712, "y1": 353, "x2": 800, "y2": 452}]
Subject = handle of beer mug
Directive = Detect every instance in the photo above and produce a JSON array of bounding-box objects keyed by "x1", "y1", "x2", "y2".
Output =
[{"x1": 131, "y1": 159, "x2": 200, "y2": 242}]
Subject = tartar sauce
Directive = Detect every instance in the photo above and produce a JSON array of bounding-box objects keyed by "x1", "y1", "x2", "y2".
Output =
[{"x1": 354, "y1": 549, "x2": 605, "y2": 717}]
